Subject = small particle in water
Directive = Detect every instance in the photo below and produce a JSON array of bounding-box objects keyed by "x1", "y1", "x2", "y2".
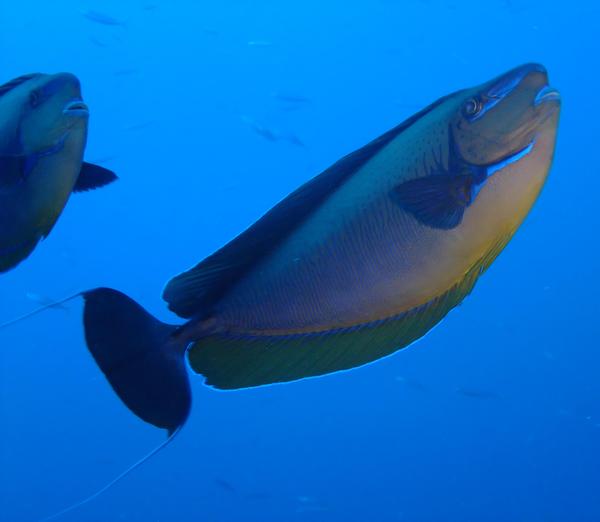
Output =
[
  {"x1": 124, "y1": 121, "x2": 156, "y2": 132},
  {"x1": 214, "y1": 478, "x2": 236, "y2": 494},
  {"x1": 82, "y1": 9, "x2": 126, "y2": 26},
  {"x1": 113, "y1": 68, "x2": 139, "y2": 77},
  {"x1": 271, "y1": 91, "x2": 312, "y2": 104},
  {"x1": 455, "y1": 387, "x2": 500, "y2": 399},
  {"x1": 247, "y1": 40, "x2": 273, "y2": 47},
  {"x1": 26, "y1": 292, "x2": 69, "y2": 310}
]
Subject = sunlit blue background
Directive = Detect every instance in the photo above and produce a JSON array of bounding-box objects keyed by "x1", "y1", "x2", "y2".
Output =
[{"x1": 1, "y1": 1, "x2": 598, "y2": 521}]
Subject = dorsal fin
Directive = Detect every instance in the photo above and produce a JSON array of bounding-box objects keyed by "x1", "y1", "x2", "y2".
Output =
[
  {"x1": 0, "y1": 73, "x2": 41, "y2": 97},
  {"x1": 163, "y1": 91, "x2": 461, "y2": 318}
]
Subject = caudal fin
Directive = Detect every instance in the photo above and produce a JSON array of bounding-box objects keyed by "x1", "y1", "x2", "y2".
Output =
[{"x1": 82, "y1": 288, "x2": 191, "y2": 434}]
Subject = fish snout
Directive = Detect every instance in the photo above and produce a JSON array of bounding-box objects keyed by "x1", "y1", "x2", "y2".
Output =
[
  {"x1": 513, "y1": 64, "x2": 560, "y2": 108},
  {"x1": 486, "y1": 63, "x2": 548, "y2": 100},
  {"x1": 484, "y1": 63, "x2": 560, "y2": 118},
  {"x1": 51, "y1": 74, "x2": 88, "y2": 117}
]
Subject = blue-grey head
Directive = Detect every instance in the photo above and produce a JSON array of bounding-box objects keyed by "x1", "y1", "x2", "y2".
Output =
[
  {"x1": 450, "y1": 63, "x2": 560, "y2": 167},
  {"x1": 0, "y1": 72, "x2": 89, "y2": 157},
  {"x1": 391, "y1": 64, "x2": 560, "y2": 307},
  {"x1": 397, "y1": 62, "x2": 560, "y2": 235},
  {"x1": 445, "y1": 63, "x2": 560, "y2": 246}
]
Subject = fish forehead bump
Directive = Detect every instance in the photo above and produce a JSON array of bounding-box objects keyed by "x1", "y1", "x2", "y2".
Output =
[
  {"x1": 484, "y1": 63, "x2": 548, "y2": 94},
  {"x1": 30, "y1": 72, "x2": 83, "y2": 103},
  {"x1": 2, "y1": 72, "x2": 83, "y2": 101},
  {"x1": 0, "y1": 73, "x2": 46, "y2": 107},
  {"x1": 17, "y1": 72, "x2": 88, "y2": 133},
  {"x1": 47, "y1": 72, "x2": 82, "y2": 91},
  {"x1": 404, "y1": 63, "x2": 556, "y2": 141}
]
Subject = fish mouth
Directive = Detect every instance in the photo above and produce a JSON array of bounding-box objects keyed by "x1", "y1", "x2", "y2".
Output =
[
  {"x1": 534, "y1": 85, "x2": 561, "y2": 106},
  {"x1": 63, "y1": 99, "x2": 89, "y2": 116}
]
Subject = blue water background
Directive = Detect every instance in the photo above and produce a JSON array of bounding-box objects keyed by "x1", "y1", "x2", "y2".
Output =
[{"x1": 1, "y1": 1, "x2": 599, "y2": 521}]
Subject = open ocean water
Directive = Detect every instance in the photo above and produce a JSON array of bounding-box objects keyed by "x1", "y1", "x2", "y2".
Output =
[{"x1": 0, "y1": 1, "x2": 598, "y2": 521}]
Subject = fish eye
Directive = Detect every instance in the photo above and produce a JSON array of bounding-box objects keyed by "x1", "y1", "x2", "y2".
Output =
[
  {"x1": 29, "y1": 90, "x2": 41, "y2": 107},
  {"x1": 462, "y1": 97, "x2": 482, "y2": 118}
]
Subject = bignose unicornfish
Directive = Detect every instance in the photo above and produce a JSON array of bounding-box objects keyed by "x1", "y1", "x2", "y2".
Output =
[
  {"x1": 80, "y1": 63, "x2": 559, "y2": 436},
  {"x1": 0, "y1": 73, "x2": 117, "y2": 273}
]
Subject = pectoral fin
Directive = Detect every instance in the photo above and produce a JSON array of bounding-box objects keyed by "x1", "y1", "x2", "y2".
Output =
[
  {"x1": 73, "y1": 162, "x2": 118, "y2": 192},
  {"x1": 390, "y1": 174, "x2": 476, "y2": 230}
]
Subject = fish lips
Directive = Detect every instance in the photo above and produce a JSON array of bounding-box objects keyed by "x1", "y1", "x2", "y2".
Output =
[
  {"x1": 63, "y1": 99, "x2": 89, "y2": 117},
  {"x1": 534, "y1": 85, "x2": 561, "y2": 106}
]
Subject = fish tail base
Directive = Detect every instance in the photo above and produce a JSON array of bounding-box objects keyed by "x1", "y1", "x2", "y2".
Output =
[{"x1": 82, "y1": 287, "x2": 191, "y2": 434}]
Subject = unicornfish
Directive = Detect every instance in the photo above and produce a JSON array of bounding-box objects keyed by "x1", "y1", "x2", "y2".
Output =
[
  {"x1": 81, "y1": 63, "x2": 560, "y2": 436},
  {"x1": 0, "y1": 72, "x2": 117, "y2": 273}
]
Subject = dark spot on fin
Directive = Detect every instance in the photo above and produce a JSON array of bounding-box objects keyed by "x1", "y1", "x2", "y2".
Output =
[
  {"x1": 82, "y1": 288, "x2": 190, "y2": 433},
  {"x1": 390, "y1": 174, "x2": 476, "y2": 230},
  {"x1": 73, "y1": 162, "x2": 118, "y2": 192},
  {"x1": 0, "y1": 73, "x2": 41, "y2": 97}
]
